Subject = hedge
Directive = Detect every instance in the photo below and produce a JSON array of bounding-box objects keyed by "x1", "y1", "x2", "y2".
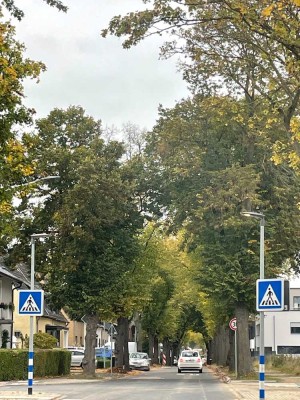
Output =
[{"x1": 0, "y1": 349, "x2": 71, "y2": 381}]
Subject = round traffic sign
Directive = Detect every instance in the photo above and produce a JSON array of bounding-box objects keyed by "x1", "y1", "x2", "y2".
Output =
[{"x1": 229, "y1": 317, "x2": 237, "y2": 331}]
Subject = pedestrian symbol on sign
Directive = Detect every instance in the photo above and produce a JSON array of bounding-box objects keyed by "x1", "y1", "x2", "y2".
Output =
[
  {"x1": 20, "y1": 294, "x2": 40, "y2": 313},
  {"x1": 260, "y1": 284, "x2": 280, "y2": 307},
  {"x1": 19, "y1": 290, "x2": 44, "y2": 316},
  {"x1": 256, "y1": 279, "x2": 284, "y2": 311}
]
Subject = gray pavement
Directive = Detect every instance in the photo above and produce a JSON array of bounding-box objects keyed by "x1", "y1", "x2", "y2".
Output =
[
  {"x1": 228, "y1": 380, "x2": 300, "y2": 400},
  {"x1": 1, "y1": 372, "x2": 300, "y2": 400}
]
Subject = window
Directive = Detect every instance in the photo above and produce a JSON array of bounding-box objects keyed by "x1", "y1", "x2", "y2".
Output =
[
  {"x1": 256, "y1": 324, "x2": 260, "y2": 336},
  {"x1": 278, "y1": 346, "x2": 300, "y2": 354},
  {"x1": 290, "y1": 322, "x2": 300, "y2": 334},
  {"x1": 293, "y1": 296, "x2": 300, "y2": 310}
]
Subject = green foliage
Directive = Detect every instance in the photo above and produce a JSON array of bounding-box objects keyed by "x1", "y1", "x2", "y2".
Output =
[
  {"x1": 0, "y1": 0, "x2": 68, "y2": 20},
  {"x1": 103, "y1": 0, "x2": 300, "y2": 171},
  {"x1": 0, "y1": 349, "x2": 70, "y2": 380},
  {"x1": 10, "y1": 107, "x2": 144, "y2": 374},
  {"x1": 269, "y1": 355, "x2": 300, "y2": 375},
  {"x1": 33, "y1": 332, "x2": 58, "y2": 349},
  {"x1": 0, "y1": 14, "x2": 45, "y2": 254},
  {"x1": 1, "y1": 329, "x2": 9, "y2": 348}
]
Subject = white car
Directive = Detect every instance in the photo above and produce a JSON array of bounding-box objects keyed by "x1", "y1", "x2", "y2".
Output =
[
  {"x1": 68, "y1": 349, "x2": 97, "y2": 368},
  {"x1": 129, "y1": 352, "x2": 151, "y2": 371},
  {"x1": 69, "y1": 349, "x2": 85, "y2": 367},
  {"x1": 177, "y1": 350, "x2": 203, "y2": 373}
]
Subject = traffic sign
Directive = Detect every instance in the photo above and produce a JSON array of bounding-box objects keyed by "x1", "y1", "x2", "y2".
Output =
[
  {"x1": 18, "y1": 290, "x2": 44, "y2": 316},
  {"x1": 256, "y1": 279, "x2": 284, "y2": 311},
  {"x1": 229, "y1": 317, "x2": 237, "y2": 331}
]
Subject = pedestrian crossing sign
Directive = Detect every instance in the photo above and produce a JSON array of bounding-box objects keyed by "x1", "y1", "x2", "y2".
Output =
[
  {"x1": 256, "y1": 279, "x2": 284, "y2": 311},
  {"x1": 18, "y1": 290, "x2": 44, "y2": 316}
]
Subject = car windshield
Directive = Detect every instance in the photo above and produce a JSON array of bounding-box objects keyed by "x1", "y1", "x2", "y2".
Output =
[
  {"x1": 130, "y1": 353, "x2": 148, "y2": 359},
  {"x1": 181, "y1": 351, "x2": 199, "y2": 358}
]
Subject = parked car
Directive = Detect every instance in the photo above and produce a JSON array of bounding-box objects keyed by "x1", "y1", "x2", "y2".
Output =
[
  {"x1": 69, "y1": 349, "x2": 85, "y2": 367},
  {"x1": 129, "y1": 352, "x2": 151, "y2": 371},
  {"x1": 177, "y1": 349, "x2": 203, "y2": 373},
  {"x1": 67, "y1": 346, "x2": 84, "y2": 351},
  {"x1": 68, "y1": 349, "x2": 97, "y2": 368}
]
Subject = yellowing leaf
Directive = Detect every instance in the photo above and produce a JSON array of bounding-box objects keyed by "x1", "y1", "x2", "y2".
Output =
[{"x1": 262, "y1": 5, "x2": 275, "y2": 17}]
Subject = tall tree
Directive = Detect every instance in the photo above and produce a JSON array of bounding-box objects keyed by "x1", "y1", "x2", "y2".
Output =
[
  {"x1": 103, "y1": 0, "x2": 300, "y2": 171},
  {"x1": 143, "y1": 94, "x2": 300, "y2": 375},
  {"x1": 10, "y1": 106, "x2": 143, "y2": 375},
  {"x1": 0, "y1": 14, "x2": 45, "y2": 254}
]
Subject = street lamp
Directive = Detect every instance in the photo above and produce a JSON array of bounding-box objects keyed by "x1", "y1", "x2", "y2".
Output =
[
  {"x1": 28, "y1": 233, "x2": 55, "y2": 395},
  {"x1": 10, "y1": 175, "x2": 60, "y2": 190},
  {"x1": 241, "y1": 211, "x2": 265, "y2": 400},
  {"x1": 26, "y1": 176, "x2": 60, "y2": 396}
]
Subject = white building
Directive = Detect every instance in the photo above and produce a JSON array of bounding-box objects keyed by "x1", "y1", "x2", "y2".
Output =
[{"x1": 254, "y1": 287, "x2": 300, "y2": 355}]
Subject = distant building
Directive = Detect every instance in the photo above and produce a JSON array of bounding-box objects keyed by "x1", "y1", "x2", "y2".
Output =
[{"x1": 254, "y1": 286, "x2": 300, "y2": 355}]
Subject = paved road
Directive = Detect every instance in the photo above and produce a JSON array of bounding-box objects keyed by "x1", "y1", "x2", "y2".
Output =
[{"x1": 0, "y1": 366, "x2": 237, "y2": 400}]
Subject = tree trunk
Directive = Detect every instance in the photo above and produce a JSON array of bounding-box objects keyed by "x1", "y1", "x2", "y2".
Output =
[
  {"x1": 115, "y1": 316, "x2": 130, "y2": 371},
  {"x1": 148, "y1": 331, "x2": 155, "y2": 360},
  {"x1": 83, "y1": 314, "x2": 98, "y2": 376},
  {"x1": 153, "y1": 335, "x2": 159, "y2": 364},
  {"x1": 211, "y1": 325, "x2": 229, "y2": 366},
  {"x1": 235, "y1": 304, "x2": 253, "y2": 377}
]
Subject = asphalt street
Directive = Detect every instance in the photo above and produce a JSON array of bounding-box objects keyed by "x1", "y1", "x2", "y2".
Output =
[{"x1": 0, "y1": 366, "x2": 237, "y2": 400}]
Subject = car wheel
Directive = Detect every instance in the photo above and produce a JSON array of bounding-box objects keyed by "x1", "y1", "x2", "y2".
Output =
[
  {"x1": 178, "y1": 368, "x2": 181, "y2": 373},
  {"x1": 199, "y1": 369, "x2": 203, "y2": 373}
]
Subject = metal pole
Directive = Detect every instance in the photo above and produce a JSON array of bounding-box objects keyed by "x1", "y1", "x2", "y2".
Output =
[
  {"x1": 110, "y1": 325, "x2": 113, "y2": 375},
  {"x1": 259, "y1": 217, "x2": 265, "y2": 400},
  {"x1": 28, "y1": 237, "x2": 35, "y2": 395},
  {"x1": 235, "y1": 330, "x2": 238, "y2": 379}
]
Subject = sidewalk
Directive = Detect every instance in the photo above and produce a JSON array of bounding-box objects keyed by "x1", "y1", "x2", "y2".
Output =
[
  {"x1": 209, "y1": 365, "x2": 300, "y2": 400},
  {"x1": 229, "y1": 379, "x2": 300, "y2": 400},
  {"x1": 0, "y1": 391, "x2": 61, "y2": 400}
]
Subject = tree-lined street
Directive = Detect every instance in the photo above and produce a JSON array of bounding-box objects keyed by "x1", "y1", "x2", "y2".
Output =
[
  {"x1": 0, "y1": 367, "x2": 237, "y2": 400},
  {"x1": 1, "y1": 0, "x2": 300, "y2": 385}
]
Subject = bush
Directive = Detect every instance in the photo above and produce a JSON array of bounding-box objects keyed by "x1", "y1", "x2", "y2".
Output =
[
  {"x1": 269, "y1": 354, "x2": 300, "y2": 375},
  {"x1": 0, "y1": 349, "x2": 71, "y2": 381},
  {"x1": 24, "y1": 332, "x2": 58, "y2": 349}
]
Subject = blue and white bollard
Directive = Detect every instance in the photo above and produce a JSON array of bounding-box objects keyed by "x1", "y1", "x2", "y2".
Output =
[
  {"x1": 28, "y1": 350, "x2": 34, "y2": 395},
  {"x1": 259, "y1": 355, "x2": 265, "y2": 399}
]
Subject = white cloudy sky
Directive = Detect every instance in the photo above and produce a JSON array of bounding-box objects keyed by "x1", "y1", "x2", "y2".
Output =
[{"x1": 10, "y1": 0, "x2": 189, "y2": 131}]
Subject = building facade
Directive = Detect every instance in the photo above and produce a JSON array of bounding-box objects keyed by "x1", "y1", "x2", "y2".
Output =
[{"x1": 255, "y1": 287, "x2": 300, "y2": 355}]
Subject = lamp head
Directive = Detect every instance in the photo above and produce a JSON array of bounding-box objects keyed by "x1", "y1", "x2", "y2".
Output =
[{"x1": 241, "y1": 211, "x2": 265, "y2": 220}]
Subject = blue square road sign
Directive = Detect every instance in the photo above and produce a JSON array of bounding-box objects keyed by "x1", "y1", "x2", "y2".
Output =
[
  {"x1": 18, "y1": 290, "x2": 44, "y2": 316},
  {"x1": 256, "y1": 279, "x2": 284, "y2": 311}
]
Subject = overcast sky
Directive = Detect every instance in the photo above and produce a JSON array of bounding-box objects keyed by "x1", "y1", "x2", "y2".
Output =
[{"x1": 11, "y1": 0, "x2": 189, "y2": 132}]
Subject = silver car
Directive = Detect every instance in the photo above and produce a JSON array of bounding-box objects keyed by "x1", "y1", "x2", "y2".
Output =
[
  {"x1": 68, "y1": 349, "x2": 98, "y2": 368},
  {"x1": 129, "y1": 352, "x2": 151, "y2": 371},
  {"x1": 69, "y1": 349, "x2": 85, "y2": 367},
  {"x1": 177, "y1": 350, "x2": 203, "y2": 373}
]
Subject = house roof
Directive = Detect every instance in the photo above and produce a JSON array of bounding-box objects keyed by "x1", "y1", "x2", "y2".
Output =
[
  {"x1": 0, "y1": 265, "x2": 25, "y2": 285},
  {"x1": 4, "y1": 263, "x2": 68, "y2": 324}
]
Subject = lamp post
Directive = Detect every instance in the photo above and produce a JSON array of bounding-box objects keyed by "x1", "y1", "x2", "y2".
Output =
[
  {"x1": 26, "y1": 173, "x2": 60, "y2": 395},
  {"x1": 28, "y1": 233, "x2": 53, "y2": 395},
  {"x1": 241, "y1": 211, "x2": 265, "y2": 400}
]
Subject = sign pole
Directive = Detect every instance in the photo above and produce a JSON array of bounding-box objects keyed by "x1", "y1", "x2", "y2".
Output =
[
  {"x1": 110, "y1": 324, "x2": 113, "y2": 375},
  {"x1": 259, "y1": 217, "x2": 265, "y2": 400},
  {"x1": 26, "y1": 233, "x2": 50, "y2": 395},
  {"x1": 28, "y1": 236, "x2": 35, "y2": 395},
  {"x1": 234, "y1": 329, "x2": 237, "y2": 379},
  {"x1": 229, "y1": 318, "x2": 237, "y2": 378}
]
